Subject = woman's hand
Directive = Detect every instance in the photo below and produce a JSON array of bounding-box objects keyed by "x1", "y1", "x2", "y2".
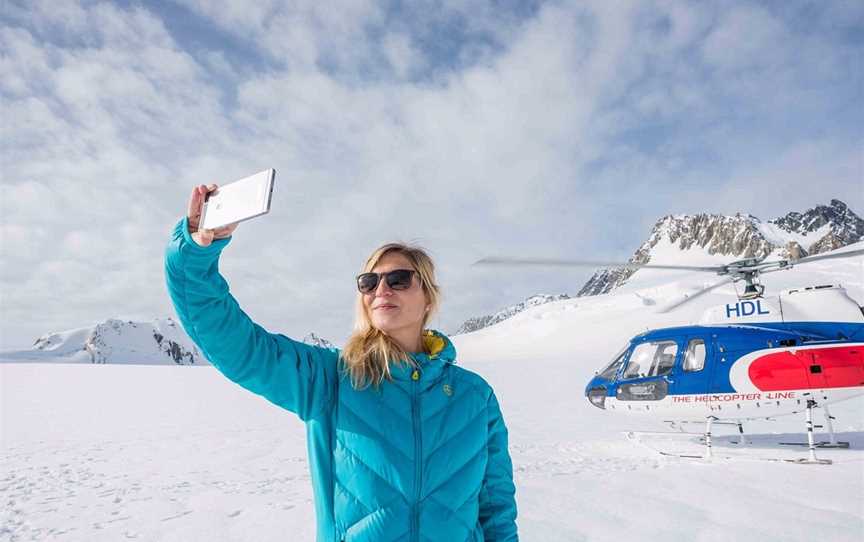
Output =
[{"x1": 187, "y1": 183, "x2": 240, "y2": 247}]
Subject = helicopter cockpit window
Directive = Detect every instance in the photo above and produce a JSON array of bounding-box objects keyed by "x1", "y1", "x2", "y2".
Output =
[
  {"x1": 622, "y1": 341, "x2": 678, "y2": 379},
  {"x1": 683, "y1": 339, "x2": 706, "y2": 372},
  {"x1": 598, "y1": 346, "x2": 628, "y2": 380}
]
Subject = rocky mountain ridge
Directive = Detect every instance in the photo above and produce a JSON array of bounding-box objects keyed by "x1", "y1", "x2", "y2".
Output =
[
  {"x1": 1, "y1": 318, "x2": 335, "y2": 364},
  {"x1": 578, "y1": 199, "x2": 862, "y2": 297},
  {"x1": 301, "y1": 332, "x2": 337, "y2": 350},
  {"x1": 453, "y1": 199, "x2": 861, "y2": 335}
]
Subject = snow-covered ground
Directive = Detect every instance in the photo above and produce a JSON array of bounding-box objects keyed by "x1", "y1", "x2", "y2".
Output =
[{"x1": 2, "y1": 245, "x2": 863, "y2": 541}]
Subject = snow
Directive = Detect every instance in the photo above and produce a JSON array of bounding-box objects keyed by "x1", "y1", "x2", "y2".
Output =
[
  {"x1": 617, "y1": 237, "x2": 735, "y2": 295},
  {"x1": 756, "y1": 221, "x2": 832, "y2": 248},
  {"x1": 2, "y1": 244, "x2": 863, "y2": 541}
]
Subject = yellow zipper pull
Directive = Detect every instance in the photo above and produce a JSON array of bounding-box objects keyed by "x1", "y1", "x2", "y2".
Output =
[{"x1": 411, "y1": 369, "x2": 420, "y2": 381}]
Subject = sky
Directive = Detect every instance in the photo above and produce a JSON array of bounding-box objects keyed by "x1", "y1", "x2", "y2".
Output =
[{"x1": 1, "y1": 0, "x2": 863, "y2": 350}]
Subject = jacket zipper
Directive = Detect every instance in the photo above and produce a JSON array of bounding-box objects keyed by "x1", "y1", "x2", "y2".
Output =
[{"x1": 411, "y1": 367, "x2": 421, "y2": 542}]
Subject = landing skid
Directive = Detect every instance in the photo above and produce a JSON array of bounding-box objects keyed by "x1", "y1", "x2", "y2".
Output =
[
  {"x1": 625, "y1": 400, "x2": 842, "y2": 465},
  {"x1": 779, "y1": 441, "x2": 850, "y2": 449},
  {"x1": 777, "y1": 402, "x2": 848, "y2": 449},
  {"x1": 624, "y1": 431, "x2": 833, "y2": 464}
]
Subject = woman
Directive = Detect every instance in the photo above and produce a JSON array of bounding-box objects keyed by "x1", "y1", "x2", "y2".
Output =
[{"x1": 164, "y1": 183, "x2": 519, "y2": 541}]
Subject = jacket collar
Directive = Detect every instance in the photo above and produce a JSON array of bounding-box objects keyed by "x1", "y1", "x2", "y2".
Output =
[{"x1": 388, "y1": 329, "x2": 456, "y2": 385}]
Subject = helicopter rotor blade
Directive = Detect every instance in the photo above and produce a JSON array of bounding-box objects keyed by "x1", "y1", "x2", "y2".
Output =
[
  {"x1": 785, "y1": 247, "x2": 864, "y2": 266},
  {"x1": 656, "y1": 276, "x2": 737, "y2": 313},
  {"x1": 472, "y1": 256, "x2": 723, "y2": 273}
]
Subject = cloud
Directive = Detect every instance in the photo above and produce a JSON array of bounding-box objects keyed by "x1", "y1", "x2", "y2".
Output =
[
  {"x1": 1, "y1": 0, "x2": 862, "y2": 349},
  {"x1": 701, "y1": 5, "x2": 788, "y2": 71}
]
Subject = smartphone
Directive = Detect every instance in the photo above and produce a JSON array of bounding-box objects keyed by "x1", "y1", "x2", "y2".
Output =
[{"x1": 200, "y1": 168, "x2": 276, "y2": 230}]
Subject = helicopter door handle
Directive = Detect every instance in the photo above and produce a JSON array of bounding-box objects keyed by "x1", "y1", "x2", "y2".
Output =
[{"x1": 663, "y1": 376, "x2": 675, "y2": 383}]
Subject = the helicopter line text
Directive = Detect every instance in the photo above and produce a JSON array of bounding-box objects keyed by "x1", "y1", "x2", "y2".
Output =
[{"x1": 672, "y1": 391, "x2": 797, "y2": 403}]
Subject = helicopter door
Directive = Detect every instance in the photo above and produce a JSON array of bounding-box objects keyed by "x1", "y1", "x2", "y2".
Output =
[{"x1": 616, "y1": 340, "x2": 680, "y2": 404}]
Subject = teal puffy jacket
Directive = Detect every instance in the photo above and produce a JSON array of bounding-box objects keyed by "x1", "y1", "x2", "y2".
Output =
[{"x1": 164, "y1": 217, "x2": 519, "y2": 541}]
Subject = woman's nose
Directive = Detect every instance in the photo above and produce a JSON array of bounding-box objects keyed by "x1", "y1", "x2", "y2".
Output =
[{"x1": 374, "y1": 277, "x2": 394, "y2": 295}]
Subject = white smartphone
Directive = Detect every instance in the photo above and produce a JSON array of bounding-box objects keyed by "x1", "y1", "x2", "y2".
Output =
[{"x1": 200, "y1": 168, "x2": 276, "y2": 230}]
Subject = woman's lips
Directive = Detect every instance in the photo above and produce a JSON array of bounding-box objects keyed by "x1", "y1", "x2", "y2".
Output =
[{"x1": 375, "y1": 305, "x2": 398, "y2": 311}]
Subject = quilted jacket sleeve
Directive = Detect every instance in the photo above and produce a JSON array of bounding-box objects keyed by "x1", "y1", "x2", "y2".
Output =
[
  {"x1": 163, "y1": 216, "x2": 338, "y2": 421},
  {"x1": 478, "y1": 388, "x2": 518, "y2": 541}
]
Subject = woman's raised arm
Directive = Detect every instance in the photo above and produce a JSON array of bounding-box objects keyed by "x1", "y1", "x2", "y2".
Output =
[{"x1": 162, "y1": 184, "x2": 338, "y2": 421}]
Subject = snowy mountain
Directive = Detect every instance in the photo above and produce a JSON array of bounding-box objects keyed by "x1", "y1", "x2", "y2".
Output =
[
  {"x1": 301, "y1": 331, "x2": 337, "y2": 350},
  {"x1": 0, "y1": 317, "x2": 338, "y2": 364},
  {"x1": 767, "y1": 198, "x2": 864, "y2": 253},
  {"x1": 453, "y1": 294, "x2": 571, "y2": 335},
  {"x1": 0, "y1": 317, "x2": 204, "y2": 365},
  {"x1": 578, "y1": 199, "x2": 864, "y2": 297}
]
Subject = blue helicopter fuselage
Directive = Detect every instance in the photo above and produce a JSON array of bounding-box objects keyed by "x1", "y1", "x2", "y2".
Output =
[{"x1": 584, "y1": 322, "x2": 864, "y2": 420}]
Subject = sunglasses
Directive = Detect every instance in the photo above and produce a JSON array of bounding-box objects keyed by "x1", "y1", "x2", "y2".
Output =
[{"x1": 357, "y1": 269, "x2": 417, "y2": 293}]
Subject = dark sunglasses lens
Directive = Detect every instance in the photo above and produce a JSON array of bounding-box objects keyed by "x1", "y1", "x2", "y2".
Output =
[
  {"x1": 357, "y1": 273, "x2": 379, "y2": 293},
  {"x1": 387, "y1": 269, "x2": 413, "y2": 289}
]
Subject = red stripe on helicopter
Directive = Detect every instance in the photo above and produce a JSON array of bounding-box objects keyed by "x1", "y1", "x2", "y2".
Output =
[{"x1": 748, "y1": 346, "x2": 864, "y2": 391}]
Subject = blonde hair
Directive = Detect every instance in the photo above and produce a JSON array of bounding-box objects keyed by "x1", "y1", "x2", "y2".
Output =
[{"x1": 341, "y1": 242, "x2": 442, "y2": 390}]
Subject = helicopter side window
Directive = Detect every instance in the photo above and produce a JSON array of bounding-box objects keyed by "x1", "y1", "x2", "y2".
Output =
[
  {"x1": 623, "y1": 341, "x2": 678, "y2": 379},
  {"x1": 623, "y1": 344, "x2": 649, "y2": 378},
  {"x1": 683, "y1": 339, "x2": 706, "y2": 372}
]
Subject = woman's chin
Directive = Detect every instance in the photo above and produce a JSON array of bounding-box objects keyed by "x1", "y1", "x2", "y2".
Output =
[
  {"x1": 373, "y1": 321, "x2": 399, "y2": 333},
  {"x1": 373, "y1": 318, "x2": 416, "y2": 335}
]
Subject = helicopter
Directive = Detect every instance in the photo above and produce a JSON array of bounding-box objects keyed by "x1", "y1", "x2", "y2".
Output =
[{"x1": 473, "y1": 246, "x2": 864, "y2": 464}]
